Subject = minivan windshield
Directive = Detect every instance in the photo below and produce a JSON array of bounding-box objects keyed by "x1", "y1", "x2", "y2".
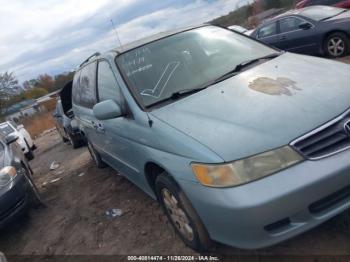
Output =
[{"x1": 116, "y1": 26, "x2": 276, "y2": 107}]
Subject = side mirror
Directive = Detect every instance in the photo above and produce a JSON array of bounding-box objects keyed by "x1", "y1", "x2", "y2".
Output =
[
  {"x1": 93, "y1": 100, "x2": 123, "y2": 120},
  {"x1": 299, "y1": 23, "x2": 312, "y2": 30},
  {"x1": 5, "y1": 134, "x2": 19, "y2": 145}
]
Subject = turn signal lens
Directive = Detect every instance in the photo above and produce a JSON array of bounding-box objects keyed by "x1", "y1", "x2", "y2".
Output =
[{"x1": 0, "y1": 166, "x2": 17, "y2": 187}]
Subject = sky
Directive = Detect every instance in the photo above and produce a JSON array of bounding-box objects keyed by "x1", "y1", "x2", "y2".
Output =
[{"x1": 0, "y1": 0, "x2": 246, "y2": 84}]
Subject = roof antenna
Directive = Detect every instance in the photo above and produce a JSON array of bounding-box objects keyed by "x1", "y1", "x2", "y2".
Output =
[{"x1": 110, "y1": 19, "x2": 123, "y2": 51}]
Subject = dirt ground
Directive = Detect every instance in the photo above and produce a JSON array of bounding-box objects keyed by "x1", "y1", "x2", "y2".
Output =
[{"x1": 1, "y1": 57, "x2": 350, "y2": 258}]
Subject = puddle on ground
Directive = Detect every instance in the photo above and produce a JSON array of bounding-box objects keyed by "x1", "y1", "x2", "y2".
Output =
[{"x1": 248, "y1": 77, "x2": 300, "y2": 96}]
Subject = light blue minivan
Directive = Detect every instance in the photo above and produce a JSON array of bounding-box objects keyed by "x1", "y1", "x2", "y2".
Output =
[{"x1": 71, "y1": 25, "x2": 350, "y2": 251}]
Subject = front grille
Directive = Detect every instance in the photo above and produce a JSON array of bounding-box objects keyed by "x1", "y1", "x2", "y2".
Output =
[
  {"x1": 309, "y1": 185, "x2": 350, "y2": 215},
  {"x1": 291, "y1": 111, "x2": 350, "y2": 160}
]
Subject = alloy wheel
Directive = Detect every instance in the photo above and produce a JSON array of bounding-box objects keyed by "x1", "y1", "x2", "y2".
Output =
[
  {"x1": 328, "y1": 37, "x2": 345, "y2": 57},
  {"x1": 161, "y1": 188, "x2": 194, "y2": 241}
]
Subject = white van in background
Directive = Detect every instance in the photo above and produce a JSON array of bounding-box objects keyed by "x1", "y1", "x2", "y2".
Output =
[{"x1": 0, "y1": 121, "x2": 36, "y2": 160}]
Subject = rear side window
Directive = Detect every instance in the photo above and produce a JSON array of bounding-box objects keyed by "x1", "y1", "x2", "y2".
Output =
[
  {"x1": 55, "y1": 101, "x2": 63, "y2": 115},
  {"x1": 258, "y1": 22, "x2": 277, "y2": 38},
  {"x1": 97, "y1": 61, "x2": 122, "y2": 104},
  {"x1": 0, "y1": 124, "x2": 15, "y2": 136},
  {"x1": 72, "y1": 62, "x2": 97, "y2": 108},
  {"x1": 0, "y1": 142, "x2": 4, "y2": 157},
  {"x1": 72, "y1": 71, "x2": 81, "y2": 105},
  {"x1": 279, "y1": 17, "x2": 305, "y2": 33}
]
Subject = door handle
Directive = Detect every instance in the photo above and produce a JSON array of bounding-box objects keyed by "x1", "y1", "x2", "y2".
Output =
[
  {"x1": 97, "y1": 123, "x2": 105, "y2": 133},
  {"x1": 91, "y1": 121, "x2": 98, "y2": 129},
  {"x1": 280, "y1": 35, "x2": 287, "y2": 40}
]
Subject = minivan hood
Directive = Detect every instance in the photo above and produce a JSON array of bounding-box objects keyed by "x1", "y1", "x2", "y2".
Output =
[{"x1": 151, "y1": 53, "x2": 350, "y2": 162}]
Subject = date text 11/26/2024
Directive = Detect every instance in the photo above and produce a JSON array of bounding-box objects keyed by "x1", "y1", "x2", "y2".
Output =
[{"x1": 127, "y1": 256, "x2": 221, "y2": 261}]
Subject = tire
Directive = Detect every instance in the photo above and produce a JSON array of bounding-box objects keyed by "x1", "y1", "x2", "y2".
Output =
[
  {"x1": 155, "y1": 173, "x2": 212, "y2": 252},
  {"x1": 67, "y1": 133, "x2": 80, "y2": 149},
  {"x1": 21, "y1": 166, "x2": 45, "y2": 209},
  {"x1": 324, "y1": 32, "x2": 349, "y2": 58},
  {"x1": 87, "y1": 141, "x2": 107, "y2": 168},
  {"x1": 57, "y1": 126, "x2": 68, "y2": 142},
  {"x1": 24, "y1": 140, "x2": 34, "y2": 161}
]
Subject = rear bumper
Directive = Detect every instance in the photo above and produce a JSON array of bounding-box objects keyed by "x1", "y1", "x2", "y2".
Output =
[
  {"x1": 179, "y1": 148, "x2": 350, "y2": 249},
  {"x1": 0, "y1": 175, "x2": 30, "y2": 228}
]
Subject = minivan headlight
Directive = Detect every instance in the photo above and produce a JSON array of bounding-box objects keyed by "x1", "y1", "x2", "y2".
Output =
[
  {"x1": 192, "y1": 146, "x2": 303, "y2": 187},
  {"x1": 0, "y1": 166, "x2": 17, "y2": 187}
]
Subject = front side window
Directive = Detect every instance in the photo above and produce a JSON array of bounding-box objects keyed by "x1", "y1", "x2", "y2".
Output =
[
  {"x1": 116, "y1": 26, "x2": 276, "y2": 107},
  {"x1": 279, "y1": 17, "x2": 305, "y2": 33},
  {"x1": 97, "y1": 61, "x2": 121, "y2": 104},
  {"x1": 258, "y1": 22, "x2": 277, "y2": 38},
  {"x1": 79, "y1": 62, "x2": 97, "y2": 108}
]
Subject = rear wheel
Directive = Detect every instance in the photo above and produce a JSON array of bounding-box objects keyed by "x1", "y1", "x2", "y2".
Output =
[
  {"x1": 57, "y1": 126, "x2": 68, "y2": 142},
  {"x1": 24, "y1": 140, "x2": 34, "y2": 161},
  {"x1": 67, "y1": 132, "x2": 80, "y2": 149},
  {"x1": 87, "y1": 141, "x2": 107, "y2": 168},
  {"x1": 155, "y1": 173, "x2": 212, "y2": 252},
  {"x1": 21, "y1": 167, "x2": 45, "y2": 209},
  {"x1": 324, "y1": 32, "x2": 349, "y2": 58}
]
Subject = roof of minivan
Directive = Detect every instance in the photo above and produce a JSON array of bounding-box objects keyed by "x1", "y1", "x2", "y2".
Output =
[{"x1": 111, "y1": 24, "x2": 206, "y2": 54}]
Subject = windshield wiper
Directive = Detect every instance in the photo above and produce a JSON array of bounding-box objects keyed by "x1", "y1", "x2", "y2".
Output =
[
  {"x1": 211, "y1": 52, "x2": 282, "y2": 85},
  {"x1": 321, "y1": 10, "x2": 348, "y2": 21},
  {"x1": 170, "y1": 87, "x2": 207, "y2": 99},
  {"x1": 146, "y1": 87, "x2": 206, "y2": 108},
  {"x1": 146, "y1": 52, "x2": 282, "y2": 109}
]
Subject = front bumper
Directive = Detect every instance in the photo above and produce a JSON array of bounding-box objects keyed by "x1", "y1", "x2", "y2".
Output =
[
  {"x1": 179, "y1": 147, "x2": 350, "y2": 249},
  {"x1": 0, "y1": 174, "x2": 30, "y2": 228}
]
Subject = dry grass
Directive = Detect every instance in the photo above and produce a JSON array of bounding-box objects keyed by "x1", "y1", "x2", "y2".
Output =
[
  {"x1": 39, "y1": 99, "x2": 57, "y2": 112},
  {"x1": 22, "y1": 112, "x2": 56, "y2": 138}
]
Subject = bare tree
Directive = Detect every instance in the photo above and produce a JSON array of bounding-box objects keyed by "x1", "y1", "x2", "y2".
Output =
[
  {"x1": 0, "y1": 71, "x2": 19, "y2": 114},
  {"x1": 0, "y1": 71, "x2": 18, "y2": 91}
]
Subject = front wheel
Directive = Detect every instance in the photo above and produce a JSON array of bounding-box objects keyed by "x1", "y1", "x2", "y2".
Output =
[
  {"x1": 324, "y1": 32, "x2": 349, "y2": 58},
  {"x1": 87, "y1": 141, "x2": 107, "y2": 168},
  {"x1": 22, "y1": 167, "x2": 45, "y2": 209},
  {"x1": 155, "y1": 173, "x2": 212, "y2": 252}
]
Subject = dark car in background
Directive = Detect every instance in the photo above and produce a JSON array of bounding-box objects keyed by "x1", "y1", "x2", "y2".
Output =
[
  {"x1": 296, "y1": 0, "x2": 350, "y2": 9},
  {"x1": 0, "y1": 133, "x2": 43, "y2": 229},
  {"x1": 251, "y1": 6, "x2": 350, "y2": 58},
  {"x1": 53, "y1": 81, "x2": 84, "y2": 149}
]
